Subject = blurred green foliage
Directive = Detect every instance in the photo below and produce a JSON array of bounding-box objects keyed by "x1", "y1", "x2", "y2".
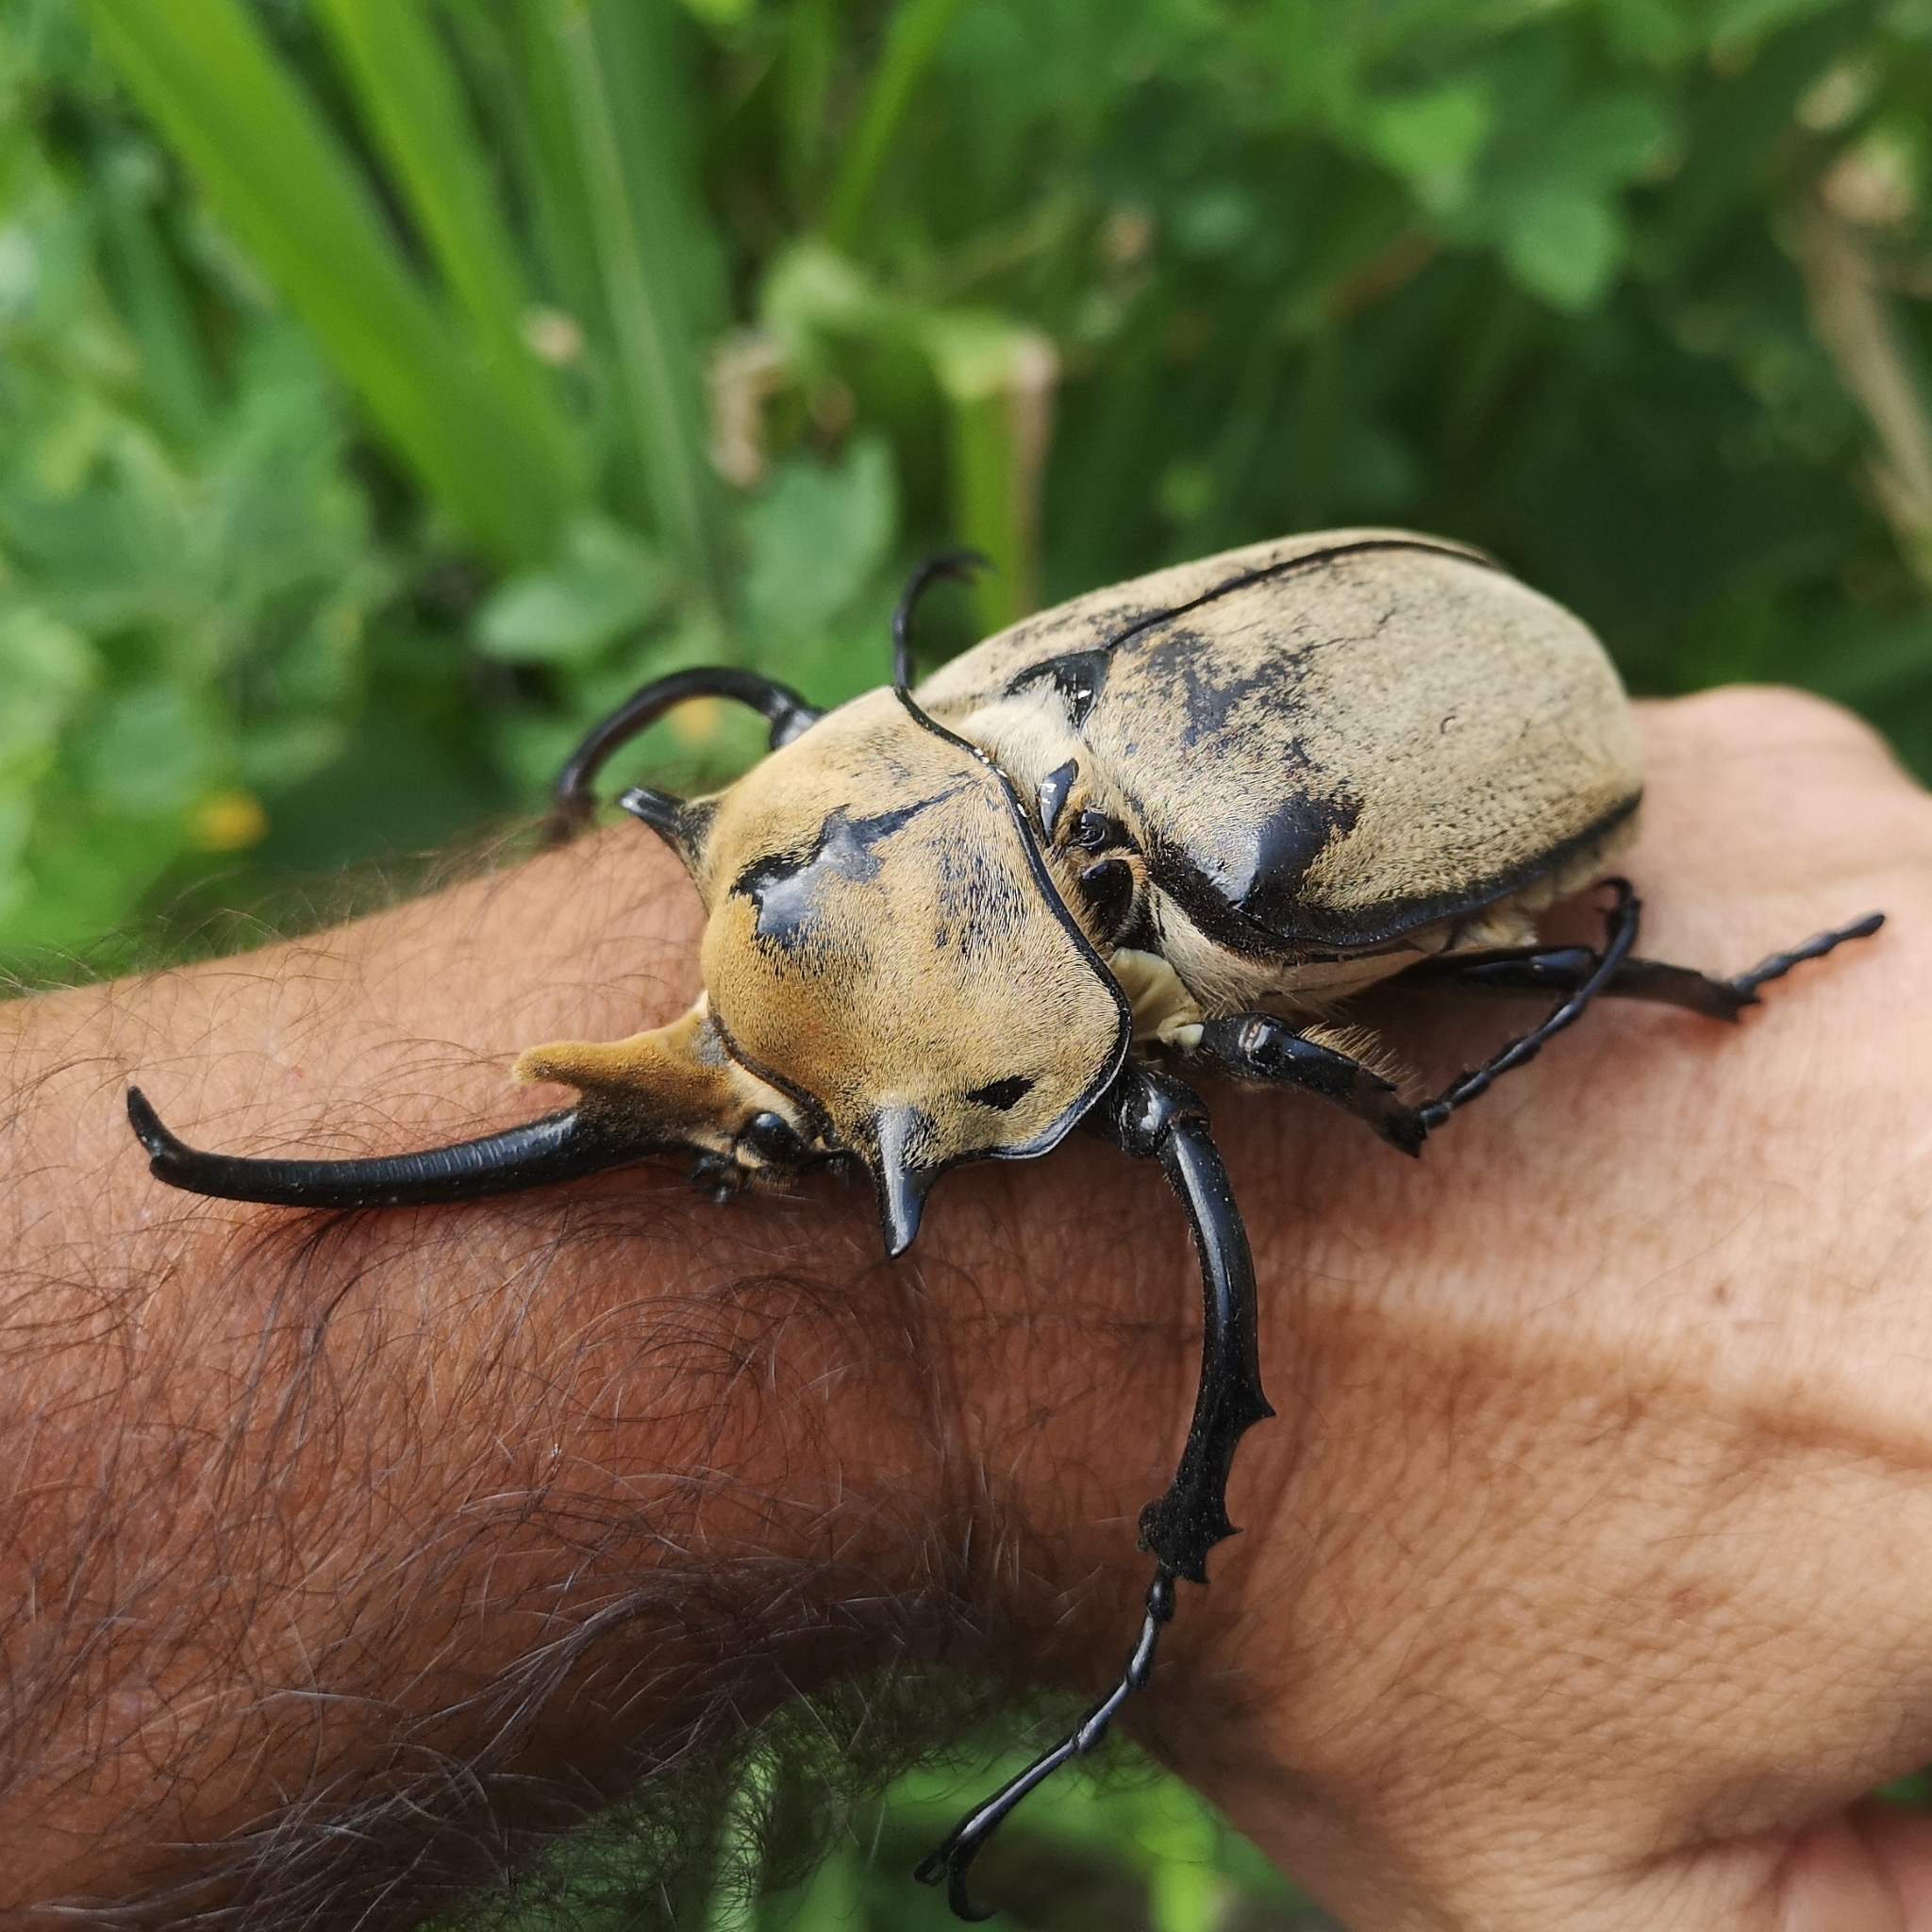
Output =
[
  {"x1": 10, "y1": 0, "x2": 1932, "y2": 965},
  {"x1": 8, "y1": 0, "x2": 1932, "y2": 1918}
]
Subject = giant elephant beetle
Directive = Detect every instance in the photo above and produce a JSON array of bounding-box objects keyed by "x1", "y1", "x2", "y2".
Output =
[{"x1": 127, "y1": 530, "x2": 1882, "y2": 1917}]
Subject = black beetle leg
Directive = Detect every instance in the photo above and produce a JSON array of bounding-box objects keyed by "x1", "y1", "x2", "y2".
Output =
[
  {"x1": 1184, "y1": 1016, "x2": 1427, "y2": 1155},
  {"x1": 549, "y1": 667, "x2": 822, "y2": 833},
  {"x1": 914, "y1": 1568, "x2": 1177, "y2": 1922},
  {"x1": 1727, "y1": 910, "x2": 1885, "y2": 997},
  {"x1": 1397, "y1": 945, "x2": 1751, "y2": 1022},
  {"x1": 1183, "y1": 881, "x2": 1655, "y2": 1155},
  {"x1": 1411, "y1": 876, "x2": 1640, "y2": 1135},
  {"x1": 915, "y1": 1063, "x2": 1272, "y2": 1919},
  {"x1": 1393, "y1": 909, "x2": 1883, "y2": 1023}
]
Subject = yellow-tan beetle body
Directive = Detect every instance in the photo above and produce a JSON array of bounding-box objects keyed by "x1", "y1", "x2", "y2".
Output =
[{"x1": 126, "y1": 530, "x2": 1880, "y2": 1914}]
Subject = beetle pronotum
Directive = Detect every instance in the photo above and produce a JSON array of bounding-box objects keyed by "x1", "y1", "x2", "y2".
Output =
[{"x1": 128, "y1": 530, "x2": 1882, "y2": 1916}]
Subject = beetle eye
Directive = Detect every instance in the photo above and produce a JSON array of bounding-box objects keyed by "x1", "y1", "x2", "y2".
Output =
[
  {"x1": 1068, "y1": 808, "x2": 1124, "y2": 853},
  {"x1": 1078, "y1": 858, "x2": 1136, "y2": 938},
  {"x1": 740, "y1": 1110, "x2": 807, "y2": 1165}
]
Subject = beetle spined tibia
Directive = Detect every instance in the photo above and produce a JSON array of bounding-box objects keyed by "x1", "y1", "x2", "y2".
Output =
[{"x1": 918, "y1": 1064, "x2": 1272, "y2": 1915}]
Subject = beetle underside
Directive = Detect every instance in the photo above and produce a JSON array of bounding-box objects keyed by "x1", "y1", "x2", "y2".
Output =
[{"x1": 124, "y1": 534, "x2": 1887, "y2": 1920}]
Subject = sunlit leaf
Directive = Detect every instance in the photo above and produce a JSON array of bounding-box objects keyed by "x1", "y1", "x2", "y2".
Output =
[
  {"x1": 742, "y1": 433, "x2": 897, "y2": 644},
  {"x1": 475, "y1": 515, "x2": 672, "y2": 663}
]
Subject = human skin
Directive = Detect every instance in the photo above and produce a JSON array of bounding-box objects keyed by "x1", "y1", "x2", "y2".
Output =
[{"x1": 0, "y1": 686, "x2": 1925, "y2": 1928}]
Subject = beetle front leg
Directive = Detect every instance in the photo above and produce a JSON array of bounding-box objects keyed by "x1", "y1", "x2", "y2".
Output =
[
  {"x1": 916, "y1": 1064, "x2": 1273, "y2": 1919},
  {"x1": 1185, "y1": 1015, "x2": 1428, "y2": 1154}
]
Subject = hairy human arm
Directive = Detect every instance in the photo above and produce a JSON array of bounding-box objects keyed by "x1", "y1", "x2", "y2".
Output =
[
  {"x1": 0, "y1": 829, "x2": 1039, "y2": 1921},
  {"x1": 1, "y1": 686, "x2": 1928, "y2": 1931}
]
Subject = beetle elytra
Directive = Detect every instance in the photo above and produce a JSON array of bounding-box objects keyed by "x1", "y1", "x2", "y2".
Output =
[{"x1": 127, "y1": 529, "x2": 1883, "y2": 1915}]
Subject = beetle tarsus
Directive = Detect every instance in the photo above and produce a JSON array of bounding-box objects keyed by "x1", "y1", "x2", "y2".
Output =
[
  {"x1": 1729, "y1": 910, "x2": 1885, "y2": 997},
  {"x1": 1414, "y1": 877, "x2": 1640, "y2": 1132},
  {"x1": 915, "y1": 1566, "x2": 1178, "y2": 1920}
]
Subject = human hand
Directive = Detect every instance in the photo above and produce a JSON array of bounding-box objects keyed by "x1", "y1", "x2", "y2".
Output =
[{"x1": 995, "y1": 687, "x2": 1928, "y2": 1931}]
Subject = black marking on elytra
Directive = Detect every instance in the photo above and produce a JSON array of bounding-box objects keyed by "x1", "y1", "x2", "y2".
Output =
[
  {"x1": 1007, "y1": 648, "x2": 1110, "y2": 725},
  {"x1": 1151, "y1": 791, "x2": 1642, "y2": 957},
  {"x1": 1136, "y1": 622, "x2": 1325, "y2": 747},
  {"x1": 734, "y1": 796, "x2": 950, "y2": 946},
  {"x1": 1037, "y1": 759, "x2": 1078, "y2": 839},
  {"x1": 965, "y1": 1074, "x2": 1035, "y2": 1112},
  {"x1": 1231, "y1": 789, "x2": 1364, "y2": 930},
  {"x1": 1115, "y1": 620, "x2": 1363, "y2": 942}
]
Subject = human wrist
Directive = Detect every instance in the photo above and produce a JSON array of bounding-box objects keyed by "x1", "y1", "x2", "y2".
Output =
[{"x1": 0, "y1": 828, "x2": 978, "y2": 1906}]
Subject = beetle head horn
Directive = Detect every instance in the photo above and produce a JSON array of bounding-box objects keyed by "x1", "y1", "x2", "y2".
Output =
[{"x1": 127, "y1": 1006, "x2": 768, "y2": 1210}]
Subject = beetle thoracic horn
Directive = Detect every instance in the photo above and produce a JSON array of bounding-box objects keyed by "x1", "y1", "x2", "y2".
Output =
[
  {"x1": 617, "y1": 789, "x2": 719, "y2": 874},
  {"x1": 125, "y1": 1088, "x2": 661, "y2": 1210},
  {"x1": 891, "y1": 551, "x2": 991, "y2": 691},
  {"x1": 550, "y1": 666, "x2": 823, "y2": 830}
]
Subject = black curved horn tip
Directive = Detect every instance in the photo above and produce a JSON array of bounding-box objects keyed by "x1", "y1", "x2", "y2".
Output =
[
  {"x1": 126, "y1": 1086, "x2": 177, "y2": 1162},
  {"x1": 892, "y1": 550, "x2": 998, "y2": 691}
]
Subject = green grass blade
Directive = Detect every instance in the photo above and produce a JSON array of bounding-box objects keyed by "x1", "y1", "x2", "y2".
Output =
[
  {"x1": 80, "y1": 0, "x2": 582, "y2": 562},
  {"x1": 545, "y1": 0, "x2": 724, "y2": 605},
  {"x1": 495, "y1": 0, "x2": 606, "y2": 332},
  {"x1": 924, "y1": 316, "x2": 1054, "y2": 628},
  {"x1": 311, "y1": 0, "x2": 582, "y2": 496},
  {"x1": 824, "y1": 0, "x2": 963, "y2": 251},
  {"x1": 93, "y1": 139, "x2": 218, "y2": 445}
]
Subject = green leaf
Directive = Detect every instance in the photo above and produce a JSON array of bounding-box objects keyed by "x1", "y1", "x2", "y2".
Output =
[
  {"x1": 310, "y1": 0, "x2": 582, "y2": 496},
  {"x1": 1710, "y1": 0, "x2": 1846, "y2": 53},
  {"x1": 475, "y1": 514, "x2": 671, "y2": 662},
  {"x1": 0, "y1": 604, "x2": 96, "y2": 773},
  {"x1": 79, "y1": 0, "x2": 583, "y2": 562},
  {"x1": 81, "y1": 681, "x2": 219, "y2": 812},
  {"x1": 543, "y1": 0, "x2": 725, "y2": 606},
  {"x1": 742, "y1": 433, "x2": 896, "y2": 644},
  {"x1": 824, "y1": 0, "x2": 965, "y2": 248},
  {"x1": 1363, "y1": 82, "x2": 1494, "y2": 214},
  {"x1": 1502, "y1": 188, "x2": 1624, "y2": 309},
  {"x1": 1551, "y1": 91, "x2": 1674, "y2": 189}
]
